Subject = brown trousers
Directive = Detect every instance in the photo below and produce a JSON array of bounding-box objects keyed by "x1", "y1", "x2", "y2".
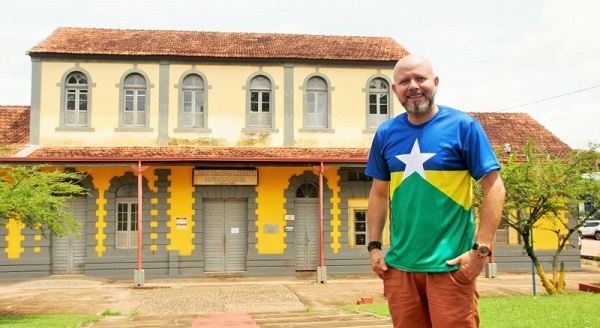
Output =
[{"x1": 383, "y1": 267, "x2": 479, "y2": 328}]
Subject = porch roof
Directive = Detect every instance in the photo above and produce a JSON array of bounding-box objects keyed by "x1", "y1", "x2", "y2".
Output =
[{"x1": 2, "y1": 145, "x2": 370, "y2": 166}]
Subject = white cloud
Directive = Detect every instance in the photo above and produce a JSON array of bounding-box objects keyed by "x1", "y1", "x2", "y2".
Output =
[{"x1": 0, "y1": 0, "x2": 597, "y2": 149}]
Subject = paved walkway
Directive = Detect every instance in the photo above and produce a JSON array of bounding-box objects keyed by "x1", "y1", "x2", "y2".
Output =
[{"x1": 1, "y1": 263, "x2": 599, "y2": 327}]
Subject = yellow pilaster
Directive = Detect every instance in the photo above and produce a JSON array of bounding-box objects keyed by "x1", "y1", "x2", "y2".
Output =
[
  {"x1": 4, "y1": 219, "x2": 24, "y2": 259},
  {"x1": 325, "y1": 167, "x2": 341, "y2": 253},
  {"x1": 166, "y1": 167, "x2": 195, "y2": 255}
]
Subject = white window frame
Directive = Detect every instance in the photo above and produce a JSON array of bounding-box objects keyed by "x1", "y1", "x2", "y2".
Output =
[
  {"x1": 123, "y1": 73, "x2": 147, "y2": 127},
  {"x1": 181, "y1": 74, "x2": 206, "y2": 129},
  {"x1": 306, "y1": 76, "x2": 328, "y2": 129},
  {"x1": 247, "y1": 75, "x2": 273, "y2": 129},
  {"x1": 116, "y1": 198, "x2": 138, "y2": 249},
  {"x1": 367, "y1": 77, "x2": 391, "y2": 130},
  {"x1": 64, "y1": 72, "x2": 89, "y2": 127}
]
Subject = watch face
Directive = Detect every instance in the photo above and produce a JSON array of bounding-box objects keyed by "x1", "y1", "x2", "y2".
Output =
[{"x1": 478, "y1": 245, "x2": 491, "y2": 256}]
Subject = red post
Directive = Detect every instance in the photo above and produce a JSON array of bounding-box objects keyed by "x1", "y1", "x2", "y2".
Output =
[
  {"x1": 318, "y1": 162, "x2": 324, "y2": 267},
  {"x1": 132, "y1": 162, "x2": 149, "y2": 271},
  {"x1": 312, "y1": 162, "x2": 327, "y2": 268}
]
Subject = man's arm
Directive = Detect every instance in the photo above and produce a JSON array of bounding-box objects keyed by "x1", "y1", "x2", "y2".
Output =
[
  {"x1": 367, "y1": 178, "x2": 390, "y2": 277},
  {"x1": 446, "y1": 170, "x2": 505, "y2": 279},
  {"x1": 475, "y1": 170, "x2": 506, "y2": 246}
]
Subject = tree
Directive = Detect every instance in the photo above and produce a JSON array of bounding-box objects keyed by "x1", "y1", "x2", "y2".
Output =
[
  {"x1": 0, "y1": 165, "x2": 88, "y2": 237},
  {"x1": 476, "y1": 141, "x2": 600, "y2": 294}
]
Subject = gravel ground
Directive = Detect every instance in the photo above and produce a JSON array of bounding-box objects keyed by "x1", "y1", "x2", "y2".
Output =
[{"x1": 1, "y1": 264, "x2": 600, "y2": 317}]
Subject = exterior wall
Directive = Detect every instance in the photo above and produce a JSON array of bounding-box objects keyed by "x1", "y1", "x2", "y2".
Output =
[
  {"x1": 38, "y1": 61, "x2": 160, "y2": 145},
  {"x1": 34, "y1": 58, "x2": 393, "y2": 147},
  {"x1": 0, "y1": 163, "x2": 582, "y2": 281},
  {"x1": 3, "y1": 50, "x2": 581, "y2": 282}
]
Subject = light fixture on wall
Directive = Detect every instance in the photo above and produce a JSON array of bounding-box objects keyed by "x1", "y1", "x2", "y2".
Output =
[{"x1": 504, "y1": 143, "x2": 512, "y2": 155}]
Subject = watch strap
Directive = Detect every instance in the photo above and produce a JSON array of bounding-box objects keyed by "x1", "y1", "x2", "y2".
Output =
[
  {"x1": 472, "y1": 243, "x2": 492, "y2": 257},
  {"x1": 367, "y1": 241, "x2": 382, "y2": 252}
]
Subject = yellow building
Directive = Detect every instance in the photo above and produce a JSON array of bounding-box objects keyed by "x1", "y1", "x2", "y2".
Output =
[{"x1": 0, "y1": 28, "x2": 578, "y2": 282}]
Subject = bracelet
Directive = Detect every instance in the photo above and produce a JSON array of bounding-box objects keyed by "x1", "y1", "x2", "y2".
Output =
[{"x1": 367, "y1": 241, "x2": 382, "y2": 252}]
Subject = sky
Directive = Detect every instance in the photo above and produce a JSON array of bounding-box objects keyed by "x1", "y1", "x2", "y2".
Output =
[{"x1": 1, "y1": 0, "x2": 599, "y2": 150}]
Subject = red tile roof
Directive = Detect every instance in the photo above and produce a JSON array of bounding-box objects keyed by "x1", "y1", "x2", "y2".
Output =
[
  {"x1": 22, "y1": 146, "x2": 369, "y2": 163},
  {"x1": 0, "y1": 107, "x2": 571, "y2": 163},
  {"x1": 469, "y1": 112, "x2": 572, "y2": 158},
  {"x1": 0, "y1": 105, "x2": 30, "y2": 145},
  {"x1": 28, "y1": 27, "x2": 409, "y2": 62}
]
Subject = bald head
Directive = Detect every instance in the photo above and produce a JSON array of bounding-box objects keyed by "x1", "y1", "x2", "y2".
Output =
[{"x1": 393, "y1": 55, "x2": 436, "y2": 82}]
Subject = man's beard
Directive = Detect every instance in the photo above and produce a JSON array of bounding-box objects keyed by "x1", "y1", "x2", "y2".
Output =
[{"x1": 401, "y1": 92, "x2": 435, "y2": 115}]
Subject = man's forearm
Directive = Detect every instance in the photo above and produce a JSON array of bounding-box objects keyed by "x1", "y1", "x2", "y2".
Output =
[
  {"x1": 367, "y1": 179, "x2": 389, "y2": 242},
  {"x1": 476, "y1": 171, "x2": 506, "y2": 244}
]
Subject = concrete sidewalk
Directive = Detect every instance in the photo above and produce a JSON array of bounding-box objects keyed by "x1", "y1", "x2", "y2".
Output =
[{"x1": 1, "y1": 263, "x2": 599, "y2": 327}]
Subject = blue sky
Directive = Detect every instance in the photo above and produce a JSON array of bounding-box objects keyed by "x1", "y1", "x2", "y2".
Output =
[{"x1": 1, "y1": 0, "x2": 598, "y2": 149}]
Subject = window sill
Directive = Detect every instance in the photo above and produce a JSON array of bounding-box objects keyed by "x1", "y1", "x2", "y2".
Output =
[
  {"x1": 299, "y1": 128, "x2": 335, "y2": 133},
  {"x1": 114, "y1": 127, "x2": 154, "y2": 132},
  {"x1": 174, "y1": 128, "x2": 212, "y2": 133},
  {"x1": 242, "y1": 127, "x2": 280, "y2": 133},
  {"x1": 55, "y1": 126, "x2": 95, "y2": 132}
]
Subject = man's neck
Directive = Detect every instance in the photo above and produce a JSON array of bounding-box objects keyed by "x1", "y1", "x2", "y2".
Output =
[{"x1": 407, "y1": 105, "x2": 439, "y2": 125}]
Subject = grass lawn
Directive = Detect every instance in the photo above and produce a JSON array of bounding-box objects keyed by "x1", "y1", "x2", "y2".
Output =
[
  {"x1": 0, "y1": 314, "x2": 97, "y2": 328},
  {"x1": 342, "y1": 292, "x2": 599, "y2": 328},
  {"x1": 3, "y1": 293, "x2": 599, "y2": 327}
]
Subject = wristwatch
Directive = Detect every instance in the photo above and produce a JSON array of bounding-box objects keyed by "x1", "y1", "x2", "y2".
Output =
[
  {"x1": 367, "y1": 241, "x2": 382, "y2": 252},
  {"x1": 472, "y1": 243, "x2": 492, "y2": 258}
]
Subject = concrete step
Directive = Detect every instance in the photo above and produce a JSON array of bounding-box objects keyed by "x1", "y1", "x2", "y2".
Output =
[
  {"x1": 254, "y1": 310, "x2": 392, "y2": 327},
  {"x1": 82, "y1": 314, "x2": 197, "y2": 327},
  {"x1": 83, "y1": 310, "x2": 392, "y2": 328}
]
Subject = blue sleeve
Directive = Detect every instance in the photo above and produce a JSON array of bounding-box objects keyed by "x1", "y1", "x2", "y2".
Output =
[
  {"x1": 464, "y1": 119, "x2": 501, "y2": 180},
  {"x1": 365, "y1": 129, "x2": 391, "y2": 181}
]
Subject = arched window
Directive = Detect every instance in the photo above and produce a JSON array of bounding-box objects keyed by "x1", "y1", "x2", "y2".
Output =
[
  {"x1": 248, "y1": 75, "x2": 272, "y2": 128},
  {"x1": 367, "y1": 77, "x2": 390, "y2": 129},
  {"x1": 296, "y1": 182, "x2": 319, "y2": 198},
  {"x1": 305, "y1": 76, "x2": 329, "y2": 129},
  {"x1": 123, "y1": 73, "x2": 147, "y2": 127},
  {"x1": 181, "y1": 74, "x2": 205, "y2": 128},
  {"x1": 64, "y1": 72, "x2": 89, "y2": 126},
  {"x1": 115, "y1": 184, "x2": 138, "y2": 249}
]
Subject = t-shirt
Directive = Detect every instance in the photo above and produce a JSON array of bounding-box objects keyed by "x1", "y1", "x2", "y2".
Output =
[{"x1": 365, "y1": 105, "x2": 500, "y2": 272}]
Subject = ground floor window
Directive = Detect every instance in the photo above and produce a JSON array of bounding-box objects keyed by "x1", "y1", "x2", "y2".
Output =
[
  {"x1": 352, "y1": 209, "x2": 368, "y2": 246},
  {"x1": 116, "y1": 199, "x2": 138, "y2": 249},
  {"x1": 348, "y1": 199, "x2": 390, "y2": 247}
]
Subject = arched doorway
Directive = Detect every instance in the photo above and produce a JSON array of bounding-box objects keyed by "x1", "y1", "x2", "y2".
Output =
[{"x1": 295, "y1": 182, "x2": 319, "y2": 271}]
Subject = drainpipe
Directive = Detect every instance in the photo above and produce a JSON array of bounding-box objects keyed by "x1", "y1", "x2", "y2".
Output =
[
  {"x1": 133, "y1": 161, "x2": 149, "y2": 286},
  {"x1": 313, "y1": 162, "x2": 328, "y2": 283}
]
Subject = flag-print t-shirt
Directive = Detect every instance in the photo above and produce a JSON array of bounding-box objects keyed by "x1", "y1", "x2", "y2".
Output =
[{"x1": 365, "y1": 106, "x2": 500, "y2": 272}]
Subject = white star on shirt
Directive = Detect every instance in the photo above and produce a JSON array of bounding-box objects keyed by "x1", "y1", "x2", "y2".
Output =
[{"x1": 395, "y1": 139, "x2": 436, "y2": 180}]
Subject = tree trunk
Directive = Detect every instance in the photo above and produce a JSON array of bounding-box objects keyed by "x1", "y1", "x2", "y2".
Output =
[
  {"x1": 535, "y1": 263, "x2": 558, "y2": 294},
  {"x1": 524, "y1": 238, "x2": 559, "y2": 295}
]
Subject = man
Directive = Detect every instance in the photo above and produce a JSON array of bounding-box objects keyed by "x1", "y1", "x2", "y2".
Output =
[{"x1": 365, "y1": 55, "x2": 505, "y2": 328}]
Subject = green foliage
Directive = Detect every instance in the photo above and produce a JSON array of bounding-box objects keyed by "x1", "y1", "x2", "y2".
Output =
[
  {"x1": 100, "y1": 309, "x2": 122, "y2": 316},
  {"x1": 0, "y1": 165, "x2": 88, "y2": 237},
  {"x1": 500, "y1": 142, "x2": 600, "y2": 248},
  {"x1": 475, "y1": 141, "x2": 600, "y2": 293},
  {"x1": 127, "y1": 310, "x2": 140, "y2": 321},
  {"x1": 343, "y1": 293, "x2": 599, "y2": 327},
  {"x1": 0, "y1": 314, "x2": 97, "y2": 328}
]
